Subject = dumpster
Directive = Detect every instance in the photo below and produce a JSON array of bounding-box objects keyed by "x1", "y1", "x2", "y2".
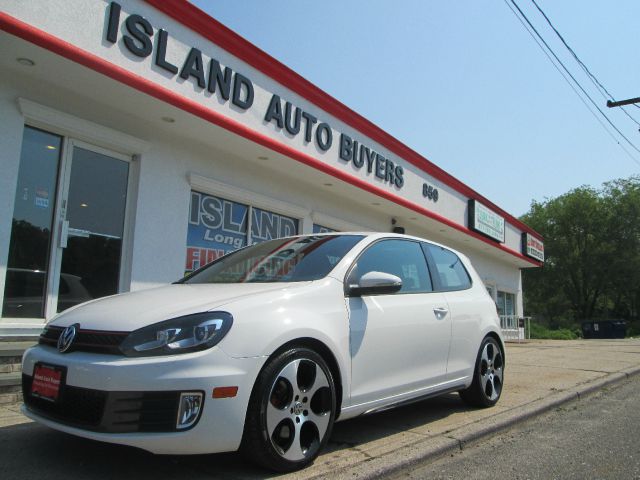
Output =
[{"x1": 581, "y1": 320, "x2": 626, "y2": 339}]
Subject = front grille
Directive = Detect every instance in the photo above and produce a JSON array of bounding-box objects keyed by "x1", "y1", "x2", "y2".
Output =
[
  {"x1": 23, "y1": 374, "x2": 106, "y2": 427},
  {"x1": 103, "y1": 391, "x2": 182, "y2": 433},
  {"x1": 23, "y1": 374, "x2": 189, "y2": 433},
  {"x1": 39, "y1": 326, "x2": 128, "y2": 354}
]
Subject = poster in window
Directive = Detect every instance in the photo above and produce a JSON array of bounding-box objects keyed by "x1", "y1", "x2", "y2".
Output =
[
  {"x1": 250, "y1": 207, "x2": 298, "y2": 245},
  {"x1": 185, "y1": 191, "x2": 248, "y2": 273}
]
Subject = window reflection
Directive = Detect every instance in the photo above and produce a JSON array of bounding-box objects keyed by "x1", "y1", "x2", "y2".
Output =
[
  {"x1": 56, "y1": 147, "x2": 129, "y2": 312},
  {"x1": 2, "y1": 127, "x2": 62, "y2": 318}
]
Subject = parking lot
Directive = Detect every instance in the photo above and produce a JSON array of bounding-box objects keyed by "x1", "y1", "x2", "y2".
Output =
[{"x1": 1, "y1": 339, "x2": 639, "y2": 479}]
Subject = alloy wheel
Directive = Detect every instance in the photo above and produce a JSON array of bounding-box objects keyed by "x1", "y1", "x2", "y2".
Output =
[
  {"x1": 266, "y1": 358, "x2": 333, "y2": 461},
  {"x1": 479, "y1": 341, "x2": 503, "y2": 401}
]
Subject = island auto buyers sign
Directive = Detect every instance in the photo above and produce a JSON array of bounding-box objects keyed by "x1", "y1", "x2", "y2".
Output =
[{"x1": 104, "y1": 1, "x2": 406, "y2": 191}]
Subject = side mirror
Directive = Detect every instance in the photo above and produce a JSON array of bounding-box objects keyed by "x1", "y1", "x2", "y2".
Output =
[{"x1": 347, "y1": 271, "x2": 403, "y2": 297}]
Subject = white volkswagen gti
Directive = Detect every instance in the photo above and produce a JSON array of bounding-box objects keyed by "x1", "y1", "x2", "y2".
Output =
[{"x1": 22, "y1": 233, "x2": 505, "y2": 472}]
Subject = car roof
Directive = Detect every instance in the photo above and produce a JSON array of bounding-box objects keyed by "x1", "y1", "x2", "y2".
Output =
[{"x1": 290, "y1": 232, "x2": 470, "y2": 260}]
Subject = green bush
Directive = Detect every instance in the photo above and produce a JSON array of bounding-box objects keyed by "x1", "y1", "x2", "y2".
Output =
[
  {"x1": 529, "y1": 322, "x2": 579, "y2": 340},
  {"x1": 627, "y1": 322, "x2": 639, "y2": 338}
]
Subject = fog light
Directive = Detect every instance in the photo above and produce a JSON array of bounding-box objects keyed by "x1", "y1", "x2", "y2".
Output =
[{"x1": 176, "y1": 392, "x2": 203, "y2": 429}]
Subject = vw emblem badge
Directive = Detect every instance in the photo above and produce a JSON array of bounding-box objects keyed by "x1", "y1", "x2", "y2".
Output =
[{"x1": 58, "y1": 323, "x2": 79, "y2": 353}]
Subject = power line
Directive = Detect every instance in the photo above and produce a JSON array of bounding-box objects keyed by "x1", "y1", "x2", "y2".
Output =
[
  {"x1": 506, "y1": 0, "x2": 640, "y2": 164},
  {"x1": 529, "y1": 0, "x2": 640, "y2": 128},
  {"x1": 509, "y1": 0, "x2": 640, "y2": 154},
  {"x1": 502, "y1": 0, "x2": 640, "y2": 167}
]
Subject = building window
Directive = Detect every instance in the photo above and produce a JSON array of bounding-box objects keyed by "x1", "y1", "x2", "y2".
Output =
[
  {"x1": 186, "y1": 191, "x2": 299, "y2": 274},
  {"x1": 313, "y1": 224, "x2": 337, "y2": 233},
  {"x1": 496, "y1": 291, "x2": 516, "y2": 317},
  {"x1": 3, "y1": 127, "x2": 62, "y2": 317},
  {"x1": 251, "y1": 206, "x2": 298, "y2": 244},
  {"x1": 486, "y1": 284, "x2": 495, "y2": 299}
]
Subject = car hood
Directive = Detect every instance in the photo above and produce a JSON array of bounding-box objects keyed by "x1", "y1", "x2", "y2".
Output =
[{"x1": 48, "y1": 282, "x2": 303, "y2": 332}]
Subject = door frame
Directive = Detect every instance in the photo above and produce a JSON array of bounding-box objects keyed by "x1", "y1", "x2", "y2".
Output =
[
  {"x1": 44, "y1": 138, "x2": 135, "y2": 319},
  {"x1": 0, "y1": 99, "x2": 147, "y2": 328}
]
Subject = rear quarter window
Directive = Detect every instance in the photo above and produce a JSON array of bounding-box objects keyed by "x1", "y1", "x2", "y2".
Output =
[{"x1": 425, "y1": 244, "x2": 472, "y2": 291}]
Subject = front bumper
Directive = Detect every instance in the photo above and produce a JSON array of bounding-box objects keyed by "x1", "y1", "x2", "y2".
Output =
[{"x1": 22, "y1": 344, "x2": 266, "y2": 454}]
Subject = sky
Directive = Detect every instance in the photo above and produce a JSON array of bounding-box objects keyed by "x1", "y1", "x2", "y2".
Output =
[{"x1": 190, "y1": 0, "x2": 639, "y2": 217}]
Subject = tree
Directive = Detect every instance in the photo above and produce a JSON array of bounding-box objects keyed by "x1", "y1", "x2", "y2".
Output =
[
  {"x1": 520, "y1": 178, "x2": 640, "y2": 326},
  {"x1": 603, "y1": 178, "x2": 640, "y2": 327},
  {"x1": 519, "y1": 201, "x2": 573, "y2": 328}
]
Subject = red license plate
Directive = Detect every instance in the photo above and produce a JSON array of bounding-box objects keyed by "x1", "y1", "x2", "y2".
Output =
[{"x1": 31, "y1": 364, "x2": 64, "y2": 402}]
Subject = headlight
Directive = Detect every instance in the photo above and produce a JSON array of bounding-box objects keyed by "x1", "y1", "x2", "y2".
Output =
[{"x1": 120, "y1": 312, "x2": 233, "y2": 357}]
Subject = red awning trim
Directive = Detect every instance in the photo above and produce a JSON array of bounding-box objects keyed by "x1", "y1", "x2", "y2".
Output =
[{"x1": 0, "y1": 11, "x2": 543, "y2": 266}]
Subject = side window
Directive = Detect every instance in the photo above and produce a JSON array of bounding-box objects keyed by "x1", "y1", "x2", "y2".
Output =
[
  {"x1": 425, "y1": 244, "x2": 472, "y2": 290},
  {"x1": 348, "y1": 240, "x2": 432, "y2": 293}
]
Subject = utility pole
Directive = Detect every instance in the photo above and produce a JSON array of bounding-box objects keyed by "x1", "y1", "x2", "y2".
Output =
[{"x1": 606, "y1": 97, "x2": 640, "y2": 108}]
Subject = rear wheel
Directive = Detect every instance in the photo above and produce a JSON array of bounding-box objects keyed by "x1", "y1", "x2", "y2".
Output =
[
  {"x1": 459, "y1": 336, "x2": 504, "y2": 407},
  {"x1": 241, "y1": 347, "x2": 336, "y2": 472}
]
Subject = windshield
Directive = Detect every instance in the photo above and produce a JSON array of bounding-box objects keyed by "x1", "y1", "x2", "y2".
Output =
[{"x1": 181, "y1": 235, "x2": 364, "y2": 284}]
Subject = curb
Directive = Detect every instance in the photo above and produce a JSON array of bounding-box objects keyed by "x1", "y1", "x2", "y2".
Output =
[{"x1": 328, "y1": 366, "x2": 640, "y2": 480}]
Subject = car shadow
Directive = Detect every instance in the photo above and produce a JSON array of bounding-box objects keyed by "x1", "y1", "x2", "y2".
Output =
[
  {"x1": 1, "y1": 394, "x2": 468, "y2": 479},
  {"x1": 329, "y1": 392, "x2": 467, "y2": 449}
]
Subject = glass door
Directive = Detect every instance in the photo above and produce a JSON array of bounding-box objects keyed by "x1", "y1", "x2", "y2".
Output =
[
  {"x1": 52, "y1": 143, "x2": 130, "y2": 314},
  {"x1": 2, "y1": 127, "x2": 131, "y2": 319},
  {"x1": 2, "y1": 127, "x2": 62, "y2": 318}
]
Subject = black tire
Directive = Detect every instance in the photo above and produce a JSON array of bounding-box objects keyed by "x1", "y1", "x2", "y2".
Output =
[
  {"x1": 240, "y1": 347, "x2": 336, "y2": 472},
  {"x1": 459, "y1": 336, "x2": 504, "y2": 408}
]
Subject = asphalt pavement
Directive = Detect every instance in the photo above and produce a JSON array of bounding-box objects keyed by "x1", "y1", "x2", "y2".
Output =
[
  {"x1": 0, "y1": 339, "x2": 639, "y2": 479},
  {"x1": 388, "y1": 374, "x2": 640, "y2": 480}
]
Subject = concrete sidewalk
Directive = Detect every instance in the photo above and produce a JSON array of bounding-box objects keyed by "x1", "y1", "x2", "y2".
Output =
[
  {"x1": 2, "y1": 339, "x2": 639, "y2": 479},
  {"x1": 316, "y1": 339, "x2": 640, "y2": 480}
]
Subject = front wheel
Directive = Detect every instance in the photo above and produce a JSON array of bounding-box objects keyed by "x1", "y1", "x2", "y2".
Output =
[
  {"x1": 241, "y1": 347, "x2": 336, "y2": 472},
  {"x1": 459, "y1": 336, "x2": 504, "y2": 407}
]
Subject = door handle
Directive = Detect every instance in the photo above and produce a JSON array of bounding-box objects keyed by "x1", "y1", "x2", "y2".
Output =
[
  {"x1": 59, "y1": 220, "x2": 69, "y2": 248},
  {"x1": 433, "y1": 307, "x2": 449, "y2": 318}
]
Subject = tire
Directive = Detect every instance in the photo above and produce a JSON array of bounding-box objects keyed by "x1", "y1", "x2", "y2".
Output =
[
  {"x1": 459, "y1": 336, "x2": 504, "y2": 408},
  {"x1": 241, "y1": 347, "x2": 337, "y2": 472}
]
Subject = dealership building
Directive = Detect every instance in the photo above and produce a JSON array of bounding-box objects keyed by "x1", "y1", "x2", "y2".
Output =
[{"x1": 0, "y1": 0, "x2": 544, "y2": 337}]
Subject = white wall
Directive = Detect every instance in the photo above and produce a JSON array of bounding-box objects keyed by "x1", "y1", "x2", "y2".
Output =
[
  {"x1": 0, "y1": 0, "x2": 533, "y2": 329},
  {"x1": 0, "y1": 81, "x2": 27, "y2": 316},
  {"x1": 127, "y1": 129, "x2": 394, "y2": 290},
  {"x1": 0, "y1": 83, "x2": 526, "y2": 327},
  {"x1": 1, "y1": 0, "x2": 534, "y2": 259}
]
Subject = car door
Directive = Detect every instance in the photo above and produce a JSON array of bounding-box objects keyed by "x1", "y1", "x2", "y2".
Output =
[
  {"x1": 423, "y1": 242, "x2": 478, "y2": 379},
  {"x1": 346, "y1": 239, "x2": 452, "y2": 407}
]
